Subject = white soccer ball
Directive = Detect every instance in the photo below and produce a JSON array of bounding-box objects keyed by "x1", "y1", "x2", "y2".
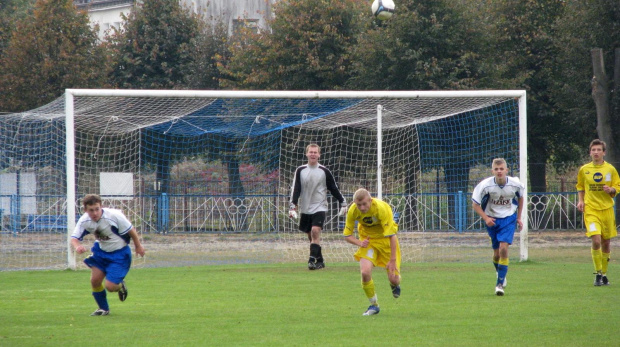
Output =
[{"x1": 371, "y1": 0, "x2": 395, "y2": 21}]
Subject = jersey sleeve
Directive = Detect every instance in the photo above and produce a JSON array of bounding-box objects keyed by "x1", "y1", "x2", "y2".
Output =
[
  {"x1": 289, "y1": 167, "x2": 303, "y2": 206},
  {"x1": 611, "y1": 166, "x2": 620, "y2": 197},
  {"x1": 378, "y1": 201, "x2": 397, "y2": 237},
  {"x1": 323, "y1": 167, "x2": 345, "y2": 205},
  {"x1": 112, "y1": 209, "x2": 133, "y2": 235},
  {"x1": 471, "y1": 181, "x2": 484, "y2": 205},
  {"x1": 514, "y1": 177, "x2": 525, "y2": 198},
  {"x1": 575, "y1": 166, "x2": 585, "y2": 191},
  {"x1": 343, "y1": 206, "x2": 356, "y2": 237},
  {"x1": 71, "y1": 213, "x2": 89, "y2": 241}
]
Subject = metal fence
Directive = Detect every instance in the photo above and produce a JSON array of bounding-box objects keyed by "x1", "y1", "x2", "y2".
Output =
[{"x1": 0, "y1": 191, "x2": 598, "y2": 234}]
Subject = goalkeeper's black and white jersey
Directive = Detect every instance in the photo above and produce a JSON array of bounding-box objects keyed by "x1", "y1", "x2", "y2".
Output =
[{"x1": 290, "y1": 163, "x2": 345, "y2": 215}]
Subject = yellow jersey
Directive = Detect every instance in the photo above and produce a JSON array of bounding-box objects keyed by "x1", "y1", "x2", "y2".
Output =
[
  {"x1": 343, "y1": 198, "x2": 398, "y2": 239},
  {"x1": 576, "y1": 161, "x2": 620, "y2": 210}
]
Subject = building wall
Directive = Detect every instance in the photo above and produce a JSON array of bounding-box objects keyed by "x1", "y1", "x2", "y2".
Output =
[
  {"x1": 75, "y1": 0, "x2": 134, "y2": 38},
  {"x1": 182, "y1": 0, "x2": 274, "y2": 34},
  {"x1": 76, "y1": 0, "x2": 276, "y2": 39}
]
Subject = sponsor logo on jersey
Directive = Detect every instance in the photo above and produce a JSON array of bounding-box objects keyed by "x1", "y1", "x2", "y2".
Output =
[
  {"x1": 492, "y1": 196, "x2": 511, "y2": 206},
  {"x1": 593, "y1": 172, "x2": 603, "y2": 182}
]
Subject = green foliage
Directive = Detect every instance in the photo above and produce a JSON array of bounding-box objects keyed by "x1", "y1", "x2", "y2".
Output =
[
  {"x1": 347, "y1": 0, "x2": 487, "y2": 90},
  {"x1": 481, "y1": 0, "x2": 571, "y2": 190},
  {"x1": 552, "y1": 0, "x2": 620, "y2": 165},
  {"x1": 0, "y1": 0, "x2": 36, "y2": 56},
  {"x1": 0, "y1": 261, "x2": 618, "y2": 346},
  {"x1": 220, "y1": 0, "x2": 367, "y2": 90},
  {"x1": 183, "y1": 17, "x2": 229, "y2": 89},
  {"x1": 0, "y1": 0, "x2": 108, "y2": 112},
  {"x1": 107, "y1": 0, "x2": 202, "y2": 89}
]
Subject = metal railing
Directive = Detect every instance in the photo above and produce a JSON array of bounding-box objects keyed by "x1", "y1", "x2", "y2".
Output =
[{"x1": 0, "y1": 191, "x2": 595, "y2": 234}]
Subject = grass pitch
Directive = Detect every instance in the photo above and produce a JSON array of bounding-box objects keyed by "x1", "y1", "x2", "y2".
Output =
[{"x1": 0, "y1": 257, "x2": 618, "y2": 346}]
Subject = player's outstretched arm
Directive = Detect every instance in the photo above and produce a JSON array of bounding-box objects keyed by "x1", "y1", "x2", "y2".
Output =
[
  {"x1": 387, "y1": 234, "x2": 398, "y2": 274},
  {"x1": 71, "y1": 237, "x2": 87, "y2": 254},
  {"x1": 128, "y1": 228, "x2": 145, "y2": 257},
  {"x1": 516, "y1": 197, "x2": 524, "y2": 231}
]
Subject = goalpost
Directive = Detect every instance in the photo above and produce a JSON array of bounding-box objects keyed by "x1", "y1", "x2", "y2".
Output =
[{"x1": 0, "y1": 89, "x2": 526, "y2": 270}]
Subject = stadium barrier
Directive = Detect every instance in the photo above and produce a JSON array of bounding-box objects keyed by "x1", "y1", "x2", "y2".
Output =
[{"x1": 0, "y1": 191, "x2": 601, "y2": 234}]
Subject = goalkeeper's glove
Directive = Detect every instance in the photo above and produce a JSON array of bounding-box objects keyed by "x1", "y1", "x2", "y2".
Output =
[
  {"x1": 338, "y1": 203, "x2": 348, "y2": 217},
  {"x1": 288, "y1": 204, "x2": 298, "y2": 220}
]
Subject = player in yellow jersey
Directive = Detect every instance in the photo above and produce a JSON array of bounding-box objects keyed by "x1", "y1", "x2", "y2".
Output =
[
  {"x1": 576, "y1": 139, "x2": 620, "y2": 286},
  {"x1": 343, "y1": 188, "x2": 401, "y2": 316}
]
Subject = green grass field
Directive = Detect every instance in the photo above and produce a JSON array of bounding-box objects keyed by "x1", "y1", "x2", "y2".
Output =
[{"x1": 1, "y1": 252, "x2": 618, "y2": 346}]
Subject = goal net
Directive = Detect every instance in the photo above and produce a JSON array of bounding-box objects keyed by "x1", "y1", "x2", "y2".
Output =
[{"x1": 0, "y1": 90, "x2": 526, "y2": 270}]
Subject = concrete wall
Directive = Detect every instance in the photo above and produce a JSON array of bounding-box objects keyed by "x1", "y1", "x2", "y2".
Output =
[
  {"x1": 76, "y1": 0, "x2": 134, "y2": 39},
  {"x1": 182, "y1": 0, "x2": 275, "y2": 34},
  {"x1": 77, "y1": 0, "x2": 276, "y2": 39}
]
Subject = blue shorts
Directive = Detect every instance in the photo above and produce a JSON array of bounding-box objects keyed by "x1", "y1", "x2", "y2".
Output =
[
  {"x1": 84, "y1": 242, "x2": 132, "y2": 284},
  {"x1": 487, "y1": 213, "x2": 517, "y2": 249}
]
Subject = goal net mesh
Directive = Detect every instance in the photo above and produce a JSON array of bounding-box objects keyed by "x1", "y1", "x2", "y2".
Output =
[{"x1": 0, "y1": 92, "x2": 522, "y2": 270}]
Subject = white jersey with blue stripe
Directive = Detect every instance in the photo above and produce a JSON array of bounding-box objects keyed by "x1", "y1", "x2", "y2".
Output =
[
  {"x1": 472, "y1": 176, "x2": 524, "y2": 218},
  {"x1": 71, "y1": 208, "x2": 133, "y2": 252}
]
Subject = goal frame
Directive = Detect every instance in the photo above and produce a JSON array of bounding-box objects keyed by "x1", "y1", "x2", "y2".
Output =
[{"x1": 65, "y1": 89, "x2": 528, "y2": 268}]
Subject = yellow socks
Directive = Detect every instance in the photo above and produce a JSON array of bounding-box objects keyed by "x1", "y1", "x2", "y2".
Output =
[
  {"x1": 362, "y1": 279, "x2": 377, "y2": 305},
  {"x1": 602, "y1": 252, "x2": 610, "y2": 274},
  {"x1": 591, "y1": 248, "x2": 603, "y2": 273}
]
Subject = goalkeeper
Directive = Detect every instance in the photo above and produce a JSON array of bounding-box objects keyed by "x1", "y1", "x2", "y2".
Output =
[
  {"x1": 343, "y1": 188, "x2": 401, "y2": 316},
  {"x1": 289, "y1": 144, "x2": 347, "y2": 270}
]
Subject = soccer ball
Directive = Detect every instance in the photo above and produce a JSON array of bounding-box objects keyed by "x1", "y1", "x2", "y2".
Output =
[{"x1": 371, "y1": 0, "x2": 395, "y2": 21}]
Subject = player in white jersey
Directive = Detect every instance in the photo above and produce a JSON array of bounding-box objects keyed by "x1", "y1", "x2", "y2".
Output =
[
  {"x1": 289, "y1": 144, "x2": 347, "y2": 270},
  {"x1": 472, "y1": 158, "x2": 524, "y2": 296},
  {"x1": 71, "y1": 194, "x2": 145, "y2": 316}
]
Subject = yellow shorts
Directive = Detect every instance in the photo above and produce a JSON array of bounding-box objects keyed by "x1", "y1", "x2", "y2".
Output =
[
  {"x1": 584, "y1": 207, "x2": 618, "y2": 240},
  {"x1": 353, "y1": 237, "x2": 401, "y2": 276}
]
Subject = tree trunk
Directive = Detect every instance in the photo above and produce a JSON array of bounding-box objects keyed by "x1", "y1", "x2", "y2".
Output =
[
  {"x1": 591, "y1": 48, "x2": 620, "y2": 166},
  {"x1": 612, "y1": 48, "x2": 620, "y2": 168},
  {"x1": 226, "y1": 148, "x2": 247, "y2": 232},
  {"x1": 528, "y1": 139, "x2": 547, "y2": 193}
]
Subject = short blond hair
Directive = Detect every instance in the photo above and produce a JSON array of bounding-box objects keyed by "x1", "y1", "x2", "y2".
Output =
[
  {"x1": 492, "y1": 158, "x2": 507, "y2": 167},
  {"x1": 353, "y1": 188, "x2": 371, "y2": 201},
  {"x1": 306, "y1": 143, "x2": 320, "y2": 154}
]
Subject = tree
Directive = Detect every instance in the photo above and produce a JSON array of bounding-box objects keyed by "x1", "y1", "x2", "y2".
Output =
[
  {"x1": 484, "y1": 0, "x2": 568, "y2": 193},
  {"x1": 591, "y1": 48, "x2": 620, "y2": 166},
  {"x1": 348, "y1": 0, "x2": 492, "y2": 228},
  {"x1": 220, "y1": 0, "x2": 367, "y2": 90},
  {"x1": 107, "y1": 0, "x2": 203, "y2": 89},
  {"x1": 347, "y1": 0, "x2": 487, "y2": 90},
  {"x1": 0, "y1": 0, "x2": 36, "y2": 57},
  {"x1": 0, "y1": 0, "x2": 109, "y2": 112},
  {"x1": 554, "y1": 0, "x2": 620, "y2": 168},
  {"x1": 183, "y1": 18, "x2": 229, "y2": 89}
]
